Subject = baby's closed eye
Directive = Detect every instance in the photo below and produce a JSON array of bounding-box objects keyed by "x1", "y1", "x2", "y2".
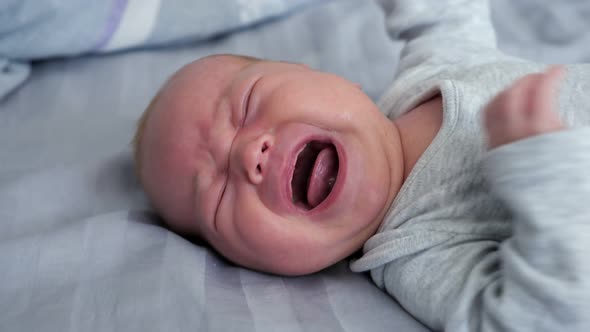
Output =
[{"x1": 240, "y1": 77, "x2": 262, "y2": 127}]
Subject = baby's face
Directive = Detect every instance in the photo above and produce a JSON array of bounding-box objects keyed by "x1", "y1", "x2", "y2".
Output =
[{"x1": 140, "y1": 55, "x2": 404, "y2": 275}]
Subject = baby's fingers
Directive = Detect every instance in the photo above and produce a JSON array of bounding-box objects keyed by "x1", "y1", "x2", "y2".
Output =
[
  {"x1": 526, "y1": 65, "x2": 565, "y2": 118},
  {"x1": 484, "y1": 66, "x2": 566, "y2": 149}
]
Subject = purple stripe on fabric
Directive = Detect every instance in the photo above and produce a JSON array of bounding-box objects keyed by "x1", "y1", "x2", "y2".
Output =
[{"x1": 93, "y1": 0, "x2": 129, "y2": 50}]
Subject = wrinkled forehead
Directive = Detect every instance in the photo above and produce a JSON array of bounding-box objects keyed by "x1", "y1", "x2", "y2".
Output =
[
  {"x1": 145, "y1": 56, "x2": 244, "y2": 153},
  {"x1": 167, "y1": 54, "x2": 258, "y2": 90},
  {"x1": 151, "y1": 55, "x2": 252, "y2": 131}
]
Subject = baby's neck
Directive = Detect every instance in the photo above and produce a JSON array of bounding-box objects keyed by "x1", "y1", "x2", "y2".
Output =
[{"x1": 393, "y1": 94, "x2": 443, "y2": 180}]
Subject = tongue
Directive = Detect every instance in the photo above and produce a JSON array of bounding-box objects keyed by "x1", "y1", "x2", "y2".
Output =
[{"x1": 307, "y1": 146, "x2": 338, "y2": 208}]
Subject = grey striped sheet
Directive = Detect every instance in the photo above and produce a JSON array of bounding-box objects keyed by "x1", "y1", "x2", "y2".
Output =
[
  {"x1": 0, "y1": 210, "x2": 429, "y2": 331},
  {"x1": 3, "y1": 0, "x2": 590, "y2": 331}
]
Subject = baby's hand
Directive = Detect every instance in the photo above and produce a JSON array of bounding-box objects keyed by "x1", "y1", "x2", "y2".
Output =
[{"x1": 484, "y1": 66, "x2": 566, "y2": 149}]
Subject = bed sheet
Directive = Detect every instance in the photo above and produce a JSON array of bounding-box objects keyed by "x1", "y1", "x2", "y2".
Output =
[
  {"x1": 2, "y1": 0, "x2": 590, "y2": 331},
  {"x1": 0, "y1": 0, "x2": 318, "y2": 100}
]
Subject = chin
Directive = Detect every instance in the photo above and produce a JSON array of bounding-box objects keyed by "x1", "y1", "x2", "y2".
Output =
[{"x1": 261, "y1": 255, "x2": 338, "y2": 277}]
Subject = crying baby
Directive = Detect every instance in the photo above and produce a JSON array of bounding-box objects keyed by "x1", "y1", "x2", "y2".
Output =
[{"x1": 133, "y1": 53, "x2": 416, "y2": 275}]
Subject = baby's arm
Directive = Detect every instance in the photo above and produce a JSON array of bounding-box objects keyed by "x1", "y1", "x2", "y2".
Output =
[
  {"x1": 371, "y1": 67, "x2": 590, "y2": 331},
  {"x1": 484, "y1": 66, "x2": 566, "y2": 148},
  {"x1": 376, "y1": 0, "x2": 517, "y2": 117},
  {"x1": 454, "y1": 69, "x2": 590, "y2": 331},
  {"x1": 444, "y1": 67, "x2": 590, "y2": 331},
  {"x1": 377, "y1": 0, "x2": 510, "y2": 83},
  {"x1": 410, "y1": 82, "x2": 590, "y2": 331},
  {"x1": 460, "y1": 116, "x2": 590, "y2": 331}
]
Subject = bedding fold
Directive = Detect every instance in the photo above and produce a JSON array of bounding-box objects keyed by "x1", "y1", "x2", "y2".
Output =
[{"x1": 0, "y1": 0, "x2": 320, "y2": 100}]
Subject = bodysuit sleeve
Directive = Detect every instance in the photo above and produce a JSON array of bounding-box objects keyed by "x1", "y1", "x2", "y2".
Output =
[
  {"x1": 452, "y1": 128, "x2": 590, "y2": 332},
  {"x1": 370, "y1": 129, "x2": 590, "y2": 332},
  {"x1": 375, "y1": 0, "x2": 519, "y2": 117}
]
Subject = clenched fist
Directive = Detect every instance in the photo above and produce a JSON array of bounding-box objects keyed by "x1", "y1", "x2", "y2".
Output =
[{"x1": 484, "y1": 66, "x2": 566, "y2": 149}]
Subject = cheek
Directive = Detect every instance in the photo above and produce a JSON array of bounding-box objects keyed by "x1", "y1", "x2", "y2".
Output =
[
  {"x1": 229, "y1": 185, "x2": 309, "y2": 258},
  {"x1": 350, "y1": 149, "x2": 391, "y2": 216},
  {"x1": 194, "y1": 174, "x2": 226, "y2": 232},
  {"x1": 231, "y1": 187, "x2": 279, "y2": 247}
]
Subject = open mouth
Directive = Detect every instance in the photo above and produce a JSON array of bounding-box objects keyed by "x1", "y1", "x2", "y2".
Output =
[{"x1": 291, "y1": 141, "x2": 339, "y2": 210}]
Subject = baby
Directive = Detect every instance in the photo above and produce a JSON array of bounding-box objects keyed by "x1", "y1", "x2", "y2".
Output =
[{"x1": 134, "y1": 0, "x2": 590, "y2": 331}]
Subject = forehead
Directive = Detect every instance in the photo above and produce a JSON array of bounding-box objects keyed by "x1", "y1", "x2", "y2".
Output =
[
  {"x1": 153, "y1": 56, "x2": 251, "y2": 129},
  {"x1": 166, "y1": 56, "x2": 251, "y2": 100}
]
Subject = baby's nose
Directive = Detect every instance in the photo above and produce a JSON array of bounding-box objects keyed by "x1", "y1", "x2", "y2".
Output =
[{"x1": 241, "y1": 134, "x2": 273, "y2": 185}]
